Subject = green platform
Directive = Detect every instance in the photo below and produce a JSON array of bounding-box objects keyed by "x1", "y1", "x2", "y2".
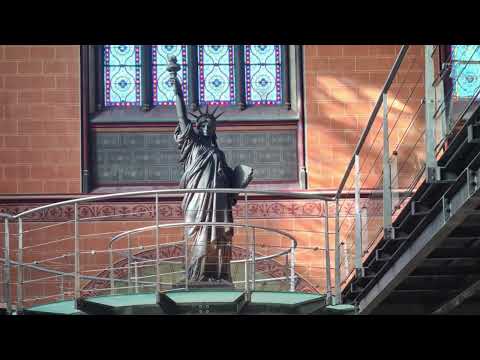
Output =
[{"x1": 21, "y1": 291, "x2": 355, "y2": 315}]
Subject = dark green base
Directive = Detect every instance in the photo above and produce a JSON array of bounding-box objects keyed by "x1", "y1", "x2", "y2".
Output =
[{"x1": 21, "y1": 290, "x2": 355, "y2": 315}]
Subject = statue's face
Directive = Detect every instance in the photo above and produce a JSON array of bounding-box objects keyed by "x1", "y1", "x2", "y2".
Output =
[{"x1": 198, "y1": 117, "x2": 216, "y2": 138}]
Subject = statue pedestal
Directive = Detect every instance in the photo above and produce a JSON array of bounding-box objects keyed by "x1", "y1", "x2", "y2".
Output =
[{"x1": 175, "y1": 279, "x2": 235, "y2": 290}]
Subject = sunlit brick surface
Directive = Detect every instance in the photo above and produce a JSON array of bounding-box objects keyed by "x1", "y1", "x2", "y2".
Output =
[{"x1": 0, "y1": 45, "x2": 80, "y2": 194}]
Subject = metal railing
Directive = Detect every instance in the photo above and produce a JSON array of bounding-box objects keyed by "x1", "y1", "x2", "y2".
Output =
[
  {"x1": 334, "y1": 44, "x2": 480, "y2": 302},
  {"x1": 0, "y1": 189, "x2": 332, "y2": 314},
  {"x1": 1, "y1": 45, "x2": 476, "y2": 314},
  {"x1": 335, "y1": 45, "x2": 417, "y2": 297},
  {"x1": 1, "y1": 213, "x2": 14, "y2": 314}
]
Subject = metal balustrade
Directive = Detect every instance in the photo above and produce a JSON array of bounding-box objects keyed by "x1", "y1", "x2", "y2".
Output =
[
  {"x1": 0, "y1": 189, "x2": 332, "y2": 314},
  {"x1": 1, "y1": 45, "x2": 476, "y2": 314},
  {"x1": 334, "y1": 44, "x2": 480, "y2": 306}
]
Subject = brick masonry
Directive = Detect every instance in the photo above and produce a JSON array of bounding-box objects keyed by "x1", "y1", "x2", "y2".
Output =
[
  {"x1": 0, "y1": 45, "x2": 425, "y2": 195},
  {"x1": 304, "y1": 45, "x2": 425, "y2": 190},
  {"x1": 0, "y1": 45, "x2": 81, "y2": 194},
  {"x1": 0, "y1": 45, "x2": 425, "y2": 300}
]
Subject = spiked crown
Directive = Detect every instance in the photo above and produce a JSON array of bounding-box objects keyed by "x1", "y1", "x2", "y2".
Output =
[{"x1": 189, "y1": 104, "x2": 224, "y2": 125}]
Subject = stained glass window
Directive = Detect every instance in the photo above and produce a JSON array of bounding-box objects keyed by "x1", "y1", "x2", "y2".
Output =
[
  {"x1": 198, "y1": 45, "x2": 236, "y2": 105},
  {"x1": 245, "y1": 45, "x2": 283, "y2": 105},
  {"x1": 451, "y1": 45, "x2": 480, "y2": 98},
  {"x1": 100, "y1": 45, "x2": 289, "y2": 110},
  {"x1": 104, "y1": 45, "x2": 142, "y2": 106},
  {"x1": 153, "y1": 45, "x2": 188, "y2": 105}
]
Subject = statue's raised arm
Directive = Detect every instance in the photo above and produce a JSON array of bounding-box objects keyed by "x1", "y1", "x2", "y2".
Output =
[{"x1": 167, "y1": 56, "x2": 190, "y2": 132}]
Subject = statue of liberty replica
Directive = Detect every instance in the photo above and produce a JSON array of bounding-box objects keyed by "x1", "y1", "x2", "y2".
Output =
[{"x1": 168, "y1": 56, "x2": 253, "y2": 286}]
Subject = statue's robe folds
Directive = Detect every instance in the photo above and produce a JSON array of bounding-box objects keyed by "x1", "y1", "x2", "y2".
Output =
[{"x1": 174, "y1": 122, "x2": 234, "y2": 282}]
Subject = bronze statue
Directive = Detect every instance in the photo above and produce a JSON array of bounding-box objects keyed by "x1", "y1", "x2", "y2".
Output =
[{"x1": 168, "y1": 56, "x2": 253, "y2": 284}]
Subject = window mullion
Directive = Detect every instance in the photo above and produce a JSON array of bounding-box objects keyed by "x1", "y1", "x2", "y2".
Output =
[
  {"x1": 81, "y1": 45, "x2": 91, "y2": 193},
  {"x1": 189, "y1": 45, "x2": 199, "y2": 111},
  {"x1": 282, "y1": 45, "x2": 291, "y2": 110},
  {"x1": 142, "y1": 45, "x2": 153, "y2": 111},
  {"x1": 96, "y1": 45, "x2": 104, "y2": 112},
  {"x1": 235, "y1": 45, "x2": 246, "y2": 110}
]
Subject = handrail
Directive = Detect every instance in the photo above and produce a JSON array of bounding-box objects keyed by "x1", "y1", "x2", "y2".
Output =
[
  {"x1": 13, "y1": 188, "x2": 333, "y2": 219},
  {"x1": 2, "y1": 186, "x2": 318, "y2": 311},
  {"x1": 108, "y1": 221, "x2": 297, "y2": 263},
  {"x1": 334, "y1": 44, "x2": 480, "y2": 303},
  {"x1": 0, "y1": 221, "x2": 299, "y2": 302},
  {"x1": 0, "y1": 253, "x2": 297, "y2": 291},
  {"x1": 109, "y1": 221, "x2": 297, "y2": 248},
  {"x1": 0, "y1": 257, "x2": 131, "y2": 284},
  {"x1": 336, "y1": 45, "x2": 410, "y2": 198}
]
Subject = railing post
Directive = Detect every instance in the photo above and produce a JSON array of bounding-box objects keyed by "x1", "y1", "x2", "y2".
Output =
[
  {"x1": 251, "y1": 227, "x2": 256, "y2": 291},
  {"x1": 134, "y1": 261, "x2": 139, "y2": 294},
  {"x1": 127, "y1": 233, "x2": 132, "y2": 294},
  {"x1": 109, "y1": 247, "x2": 114, "y2": 295},
  {"x1": 4, "y1": 218, "x2": 11, "y2": 314},
  {"x1": 324, "y1": 200, "x2": 332, "y2": 304},
  {"x1": 184, "y1": 239, "x2": 189, "y2": 290},
  {"x1": 390, "y1": 151, "x2": 399, "y2": 212},
  {"x1": 425, "y1": 45, "x2": 438, "y2": 183},
  {"x1": 290, "y1": 240, "x2": 296, "y2": 292},
  {"x1": 16, "y1": 218, "x2": 23, "y2": 314},
  {"x1": 244, "y1": 260, "x2": 248, "y2": 290},
  {"x1": 184, "y1": 222, "x2": 189, "y2": 291},
  {"x1": 285, "y1": 254, "x2": 289, "y2": 288},
  {"x1": 383, "y1": 92, "x2": 394, "y2": 240},
  {"x1": 354, "y1": 154, "x2": 363, "y2": 276},
  {"x1": 155, "y1": 193, "x2": 160, "y2": 294},
  {"x1": 431, "y1": 46, "x2": 448, "y2": 144},
  {"x1": 334, "y1": 196, "x2": 342, "y2": 304},
  {"x1": 361, "y1": 206, "x2": 369, "y2": 254},
  {"x1": 59, "y1": 275, "x2": 64, "y2": 301},
  {"x1": 244, "y1": 193, "x2": 250, "y2": 298},
  {"x1": 74, "y1": 203, "x2": 80, "y2": 307},
  {"x1": 343, "y1": 241, "x2": 349, "y2": 280}
]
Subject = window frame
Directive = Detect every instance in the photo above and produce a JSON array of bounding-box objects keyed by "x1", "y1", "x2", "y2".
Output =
[
  {"x1": 80, "y1": 45, "x2": 305, "y2": 193},
  {"x1": 436, "y1": 45, "x2": 480, "y2": 120},
  {"x1": 88, "y1": 45, "x2": 299, "y2": 123}
]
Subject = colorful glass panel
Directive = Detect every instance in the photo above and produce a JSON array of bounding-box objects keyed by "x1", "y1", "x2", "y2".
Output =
[
  {"x1": 153, "y1": 45, "x2": 188, "y2": 105},
  {"x1": 451, "y1": 45, "x2": 480, "y2": 98},
  {"x1": 104, "y1": 45, "x2": 142, "y2": 106},
  {"x1": 198, "y1": 45, "x2": 235, "y2": 105},
  {"x1": 245, "y1": 45, "x2": 282, "y2": 105},
  {"x1": 452, "y1": 45, "x2": 480, "y2": 62}
]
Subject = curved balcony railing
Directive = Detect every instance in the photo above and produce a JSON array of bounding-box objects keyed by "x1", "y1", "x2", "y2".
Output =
[
  {"x1": 107, "y1": 222, "x2": 298, "y2": 292},
  {"x1": 0, "y1": 189, "x2": 332, "y2": 314}
]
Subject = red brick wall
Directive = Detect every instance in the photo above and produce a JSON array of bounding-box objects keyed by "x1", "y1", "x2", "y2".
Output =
[
  {"x1": 0, "y1": 45, "x2": 427, "y2": 302},
  {"x1": 0, "y1": 45, "x2": 418, "y2": 194},
  {"x1": 0, "y1": 199, "x2": 336, "y2": 295},
  {"x1": 0, "y1": 45, "x2": 81, "y2": 194},
  {"x1": 304, "y1": 45, "x2": 416, "y2": 189}
]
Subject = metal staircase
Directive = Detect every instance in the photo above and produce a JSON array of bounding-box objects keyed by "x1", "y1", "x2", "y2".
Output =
[{"x1": 337, "y1": 45, "x2": 480, "y2": 314}]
